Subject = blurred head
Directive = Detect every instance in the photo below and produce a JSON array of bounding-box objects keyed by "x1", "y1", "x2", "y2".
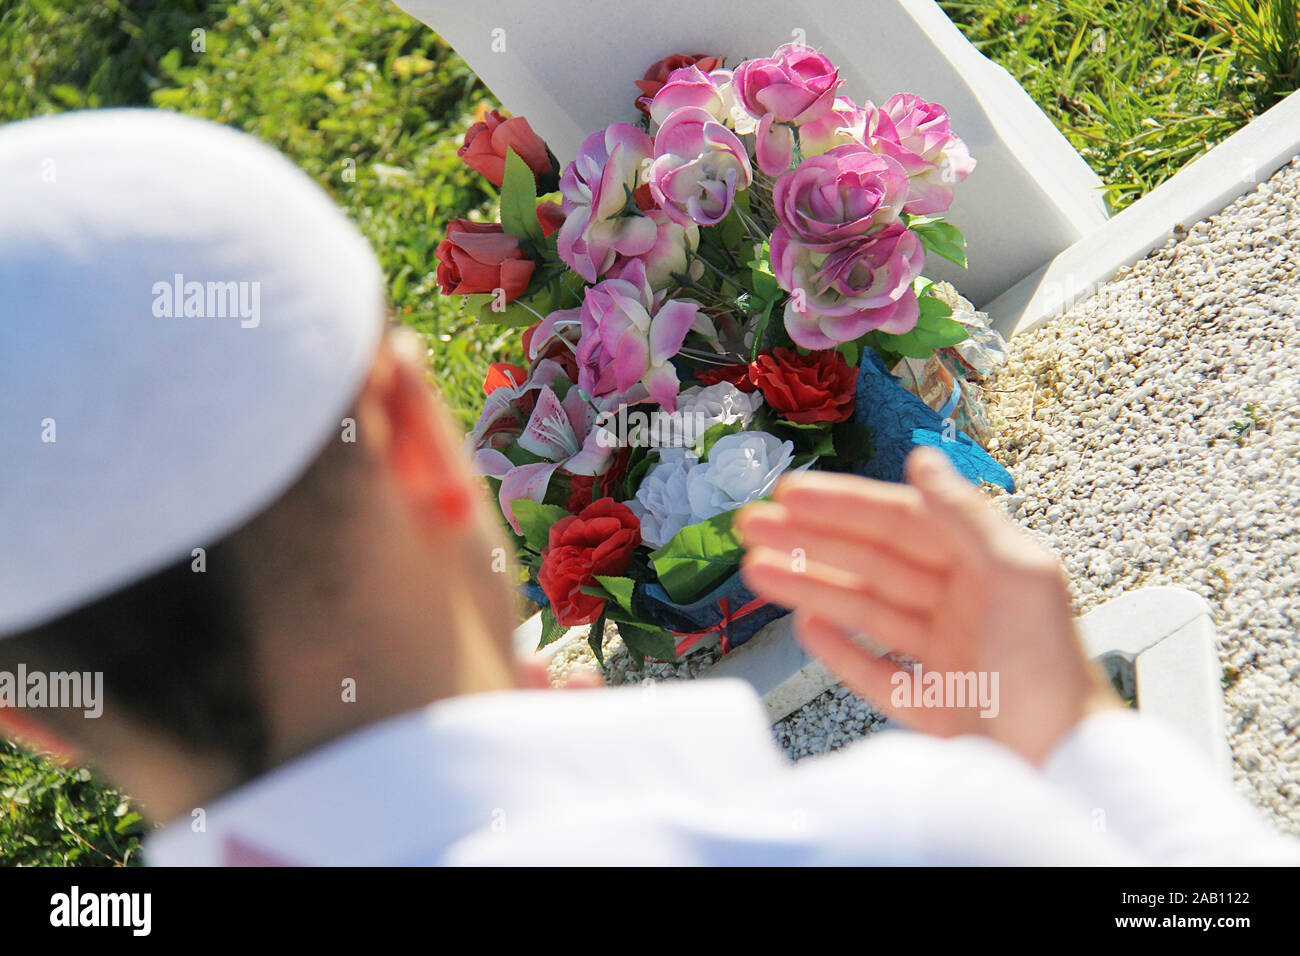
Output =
[{"x1": 0, "y1": 111, "x2": 518, "y2": 821}]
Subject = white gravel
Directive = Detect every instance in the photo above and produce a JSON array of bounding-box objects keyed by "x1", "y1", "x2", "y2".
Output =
[{"x1": 558, "y1": 156, "x2": 1300, "y2": 834}]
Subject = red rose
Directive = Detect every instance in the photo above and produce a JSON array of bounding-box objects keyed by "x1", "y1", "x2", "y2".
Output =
[
  {"x1": 458, "y1": 109, "x2": 557, "y2": 189},
  {"x1": 483, "y1": 363, "x2": 526, "y2": 395},
  {"x1": 634, "y1": 54, "x2": 724, "y2": 115},
  {"x1": 538, "y1": 498, "x2": 641, "y2": 626},
  {"x1": 749, "y1": 348, "x2": 857, "y2": 424},
  {"x1": 435, "y1": 220, "x2": 534, "y2": 301},
  {"x1": 697, "y1": 362, "x2": 758, "y2": 393}
]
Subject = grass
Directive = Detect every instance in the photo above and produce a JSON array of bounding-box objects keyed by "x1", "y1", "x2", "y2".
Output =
[
  {"x1": 1, "y1": 0, "x2": 1297, "y2": 867},
  {"x1": 939, "y1": 0, "x2": 1299, "y2": 211},
  {"x1": 0, "y1": 739, "x2": 145, "y2": 866}
]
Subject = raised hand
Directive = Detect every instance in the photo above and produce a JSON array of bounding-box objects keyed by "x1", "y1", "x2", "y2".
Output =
[{"x1": 736, "y1": 446, "x2": 1119, "y2": 764}]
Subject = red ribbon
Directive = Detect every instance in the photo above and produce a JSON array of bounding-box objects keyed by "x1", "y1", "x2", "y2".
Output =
[{"x1": 672, "y1": 596, "x2": 768, "y2": 658}]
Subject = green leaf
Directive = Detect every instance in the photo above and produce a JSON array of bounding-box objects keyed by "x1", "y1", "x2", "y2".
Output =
[
  {"x1": 867, "y1": 294, "x2": 967, "y2": 359},
  {"x1": 650, "y1": 511, "x2": 743, "y2": 604},
  {"x1": 538, "y1": 606, "x2": 568, "y2": 650},
  {"x1": 499, "y1": 148, "x2": 544, "y2": 246},
  {"x1": 717, "y1": 201, "x2": 746, "y2": 249},
  {"x1": 618, "y1": 622, "x2": 679, "y2": 662},
  {"x1": 510, "y1": 499, "x2": 570, "y2": 552},
  {"x1": 619, "y1": 447, "x2": 657, "y2": 500},
  {"x1": 588, "y1": 612, "x2": 607, "y2": 666},
  {"x1": 911, "y1": 219, "x2": 968, "y2": 269},
  {"x1": 747, "y1": 242, "x2": 781, "y2": 302},
  {"x1": 503, "y1": 442, "x2": 548, "y2": 467},
  {"x1": 699, "y1": 419, "x2": 746, "y2": 457},
  {"x1": 472, "y1": 293, "x2": 543, "y2": 329},
  {"x1": 594, "y1": 575, "x2": 636, "y2": 615}
]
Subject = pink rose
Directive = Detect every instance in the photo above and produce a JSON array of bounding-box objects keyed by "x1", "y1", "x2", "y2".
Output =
[
  {"x1": 557, "y1": 123, "x2": 659, "y2": 282},
  {"x1": 649, "y1": 66, "x2": 729, "y2": 127},
  {"x1": 867, "y1": 94, "x2": 976, "y2": 214},
  {"x1": 772, "y1": 145, "x2": 909, "y2": 251},
  {"x1": 732, "y1": 43, "x2": 841, "y2": 175},
  {"x1": 635, "y1": 54, "x2": 724, "y2": 116},
  {"x1": 797, "y1": 96, "x2": 868, "y2": 156},
  {"x1": 771, "y1": 223, "x2": 923, "y2": 349},
  {"x1": 647, "y1": 107, "x2": 752, "y2": 228}
]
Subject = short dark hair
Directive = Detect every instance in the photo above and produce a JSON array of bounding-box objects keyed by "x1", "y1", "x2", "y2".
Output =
[{"x1": 1, "y1": 418, "x2": 365, "y2": 778}]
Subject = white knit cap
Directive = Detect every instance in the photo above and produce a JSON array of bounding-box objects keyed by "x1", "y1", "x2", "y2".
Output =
[{"x1": 0, "y1": 109, "x2": 385, "y2": 637}]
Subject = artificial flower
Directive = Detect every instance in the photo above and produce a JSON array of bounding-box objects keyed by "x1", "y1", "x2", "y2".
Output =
[
  {"x1": 647, "y1": 106, "x2": 753, "y2": 228},
  {"x1": 685, "y1": 431, "x2": 796, "y2": 520},
  {"x1": 470, "y1": 361, "x2": 618, "y2": 532},
  {"x1": 696, "y1": 362, "x2": 759, "y2": 392},
  {"x1": 435, "y1": 220, "x2": 535, "y2": 301},
  {"x1": 797, "y1": 96, "x2": 868, "y2": 156},
  {"x1": 483, "y1": 363, "x2": 527, "y2": 395},
  {"x1": 626, "y1": 448, "x2": 700, "y2": 548},
  {"x1": 635, "y1": 54, "x2": 724, "y2": 115},
  {"x1": 607, "y1": 208, "x2": 702, "y2": 290},
  {"x1": 458, "y1": 109, "x2": 557, "y2": 190},
  {"x1": 749, "y1": 348, "x2": 857, "y2": 423},
  {"x1": 866, "y1": 93, "x2": 976, "y2": 215},
  {"x1": 731, "y1": 43, "x2": 841, "y2": 174},
  {"x1": 538, "y1": 498, "x2": 642, "y2": 625},
  {"x1": 770, "y1": 223, "x2": 923, "y2": 348},
  {"x1": 575, "y1": 259, "x2": 716, "y2": 411},
  {"x1": 772, "y1": 144, "x2": 909, "y2": 250},
  {"x1": 557, "y1": 123, "x2": 658, "y2": 282}
]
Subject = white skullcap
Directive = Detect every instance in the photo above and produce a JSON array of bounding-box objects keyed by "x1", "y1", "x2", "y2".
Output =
[{"x1": 0, "y1": 109, "x2": 385, "y2": 637}]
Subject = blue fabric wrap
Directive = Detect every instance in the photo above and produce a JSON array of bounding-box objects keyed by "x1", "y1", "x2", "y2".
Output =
[
  {"x1": 521, "y1": 574, "x2": 786, "y2": 653},
  {"x1": 850, "y1": 350, "x2": 1014, "y2": 491},
  {"x1": 638, "y1": 572, "x2": 789, "y2": 651}
]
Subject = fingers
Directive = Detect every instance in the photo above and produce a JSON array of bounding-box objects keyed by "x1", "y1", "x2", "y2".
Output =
[
  {"x1": 560, "y1": 667, "x2": 604, "y2": 690},
  {"x1": 907, "y1": 446, "x2": 1065, "y2": 579},
  {"x1": 515, "y1": 658, "x2": 604, "y2": 689},
  {"x1": 741, "y1": 547, "x2": 931, "y2": 660},
  {"x1": 905, "y1": 447, "x2": 1014, "y2": 561},
  {"x1": 793, "y1": 613, "x2": 928, "y2": 730},
  {"x1": 735, "y1": 502, "x2": 944, "y2": 612},
  {"x1": 767, "y1": 470, "x2": 958, "y2": 570},
  {"x1": 514, "y1": 658, "x2": 551, "y2": 689}
]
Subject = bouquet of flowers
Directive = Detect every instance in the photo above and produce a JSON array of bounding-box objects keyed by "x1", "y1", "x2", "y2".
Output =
[{"x1": 438, "y1": 44, "x2": 1013, "y2": 663}]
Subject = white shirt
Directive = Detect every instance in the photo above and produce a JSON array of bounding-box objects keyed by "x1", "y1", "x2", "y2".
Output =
[{"x1": 145, "y1": 679, "x2": 1299, "y2": 866}]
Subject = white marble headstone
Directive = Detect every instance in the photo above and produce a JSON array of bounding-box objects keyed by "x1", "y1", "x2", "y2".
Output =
[{"x1": 397, "y1": 0, "x2": 1108, "y2": 305}]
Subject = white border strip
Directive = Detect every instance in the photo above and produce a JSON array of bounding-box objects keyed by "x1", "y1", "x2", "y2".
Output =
[{"x1": 984, "y1": 89, "x2": 1300, "y2": 339}]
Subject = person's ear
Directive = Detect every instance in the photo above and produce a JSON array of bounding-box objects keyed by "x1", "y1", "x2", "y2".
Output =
[
  {"x1": 356, "y1": 330, "x2": 478, "y2": 536},
  {"x1": 0, "y1": 707, "x2": 79, "y2": 762}
]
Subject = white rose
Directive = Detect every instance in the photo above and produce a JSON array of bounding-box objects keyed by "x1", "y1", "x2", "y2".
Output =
[
  {"x1": 626, "y1": 450, "x2": 699, "y2": 549},
  {"x1": 685, "y1": 431, "x2": 795, "y2": 520},
  {"x1": 669, "y1": 381, "x2": 763, "y2": 448}
]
